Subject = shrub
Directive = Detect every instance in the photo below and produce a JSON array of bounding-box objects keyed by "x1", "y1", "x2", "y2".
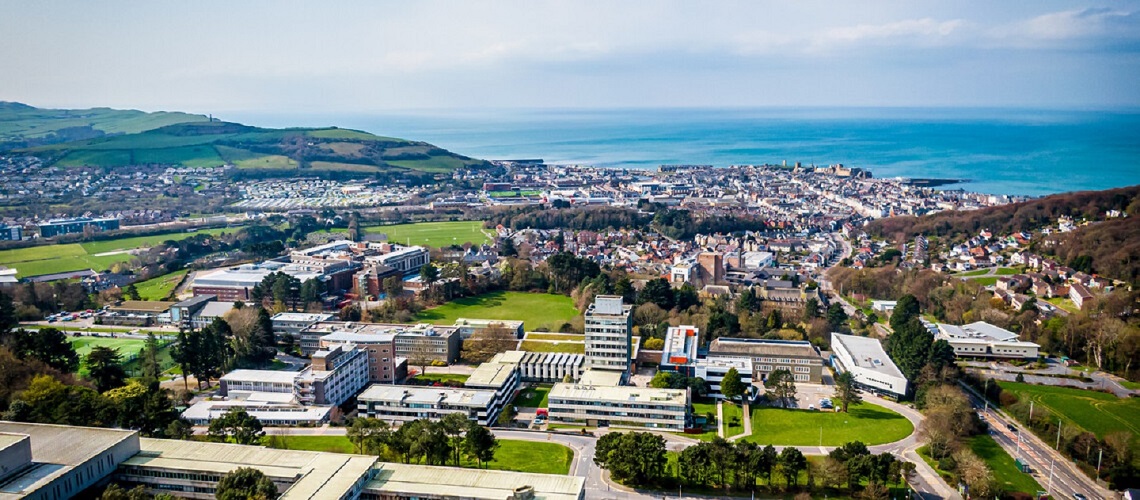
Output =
[{"x1": 998, "y1": 391, "x2": 1020, "y2": 406}]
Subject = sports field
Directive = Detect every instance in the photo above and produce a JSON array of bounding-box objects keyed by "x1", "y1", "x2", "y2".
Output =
[
  {"x1": 415, "y1": 291, "x2": 578, "y2": 332},
  {"x1": 134, "y1": 269, "x2": 189, "y2": 301},
  {"x1": 998, "y1": 381, "x2": 1140, "y2": 448},
  {"x1": 364, "y1": 221, "x2": 492, "y2": 247},
  {"x1": 68, "y1": 336, "x2": 148, "y2": 359},
  {"x1": 0, "y1": 228, "x2": 230, "y2": 278},
  {"x1": 743, "y1": 402, "x2": 913, "y2": 446}
]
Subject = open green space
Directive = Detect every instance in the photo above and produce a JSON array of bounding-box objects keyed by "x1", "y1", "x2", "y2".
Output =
[
  {"x1": 967, "y1": 434, "x2": 1042, "y2": 493},
  {"x1": 958, "y1": 269, "x2": 990, "y2": 277},
  {"x1": 265, "y1": 436, "x2": 572, "y2": 475},
  {"x1": 688, "y1": 399, "x2": 746, "y2": 440},
  {"x1": 518, "y1": 341, "x2": 585, "y2": 354},
  {"x1": 998, "y1": 381, "x2": 1140, "y2": 448},
  {"x1": 133, "y1": 269, "x2": 188, "y2": 301},
  {"x1": 972, "y1": 277, "x2": 998, "y2": 286},
  {"x1": 743, "y1": 402, "x2": 913, "y2": 446},
  {"x1": 386, "y1": 156, "x2": 470, "y2": 173},
  {"x1": 514, "y1": 384, "x2": 552, "y2": 408},
  {"x1": 1045, "y1": 297, "x2": 1081, "y2": 314},
  {"x1": 994, "y1": 267, "x2": 1021, "y2": 276},
  {"x1": 68, "y1": 336, "x2": 148, "y2": 359},
  {"x1": 415, "y1": 291, "x2": 578, "y2": 332},
  {"x1": 524, "y1": 333, "x2": 583, "y2": 341},
  {"x1": 0, "y1": 228, "x2": 230, "y2": 278},
  {"x1": 364, "y1": 221, "x2": 491, "y2": 247},
  {"x1": 412, "y1": 373, "x2": 470, "y2": 384}
]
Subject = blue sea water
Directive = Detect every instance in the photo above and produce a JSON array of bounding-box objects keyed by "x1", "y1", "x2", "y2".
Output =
[{"x1": 229, "y1": 108, "x2": 1140, "y2": 197}]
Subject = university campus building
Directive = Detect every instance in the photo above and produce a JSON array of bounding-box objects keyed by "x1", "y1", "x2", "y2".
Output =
[
  {"x1": 706, "y1": 337, "x2": 824, "y2": 383},
  {"x1": 0, "y1": 421, "x2": 585, "y2": 500},
  {"x1": 830, "y1": 332, "x2": 909, "y2": 399}
]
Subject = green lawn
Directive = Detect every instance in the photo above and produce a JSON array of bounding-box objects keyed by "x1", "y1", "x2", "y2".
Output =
[
  {"x1": 998, "y1": 381, "x2": 1140, "y2": 448},
  {"x1": 416, "y1": 291, "x2": 578, "y2": 332},
  {"x1": 265, "y1": 436, "x2": 572, "y2": 475},
  {"x1": 68, "y1": 336, "x2": 148, "y2": 359},
  {"x1": 412, "y1": 373, "x2": 470, "y2": 384},
  {"x1": 967, "y1": 434, "x2": 1042, "y2": 494},
  {"x1": 524, "y1": 333, "x2": 584, "y2": 341},
  {"x1": 364, "y1": 221, "x2": 491, "y2": 247},
  {"x1": 0, "y1": 228, "x2": 230, "y2": 278},
  {"x1": 1045, "y1": 297, "x2": 1081, "y2": 314},
  {"x1": 133, "y1": 269, "x2": 188, "y2": 301},
  {"x1": 687, "y1": 399, "x2": 745, "y2": 440},
  {"x1": 743, "y1": 402, "x2": 913, "y2": 446},
  {"x1": 518, "y1": 341, "x2": 584, "y2": 354},
  {"x1": 995, "y1": 267, "x2": 1020, "y2": 276},
  {"x1": 973, "y1": 277, "x2": 998, "y2": 286},
  {"x1": 514, "y1": 384, "x2": 552, "y2": 408},
  {"x1": 959, "y1": 269, "x2": 990, "y2": 277}
]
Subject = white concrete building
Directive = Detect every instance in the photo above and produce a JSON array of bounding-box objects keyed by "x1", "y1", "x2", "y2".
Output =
[
  {"x1": 547, "y1": 383, "x2": 688, "y2": 430},
  {"x1": 935, "y1": 321, "x2": 1040, "y2": 359},
  {"x1": 510, "y1": 351, "x2": 586, "y2": 383},
  {"x1": 583, "y1": 296, "x2": 633, "y2": 377},
  {"x1": 357, "y1": 385, "x2": 503, "y2": 426},
  {"x1": 830, "y1": 333, "x2": 909, "y2": 399}
]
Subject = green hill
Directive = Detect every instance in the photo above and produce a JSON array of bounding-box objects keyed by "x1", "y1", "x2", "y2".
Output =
[
  {"x1": 1, "y1": 103, "x2": 486, "y2": 174},
  {"x1": 0, "y1": 101, "x2": 208, "y2": 149}
]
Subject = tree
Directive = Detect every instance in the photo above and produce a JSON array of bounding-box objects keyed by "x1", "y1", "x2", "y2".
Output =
[
  {"x1": 778, "y1": 447, "x2": 807, "y2": 487},
  {"x1": 833, "y1": 371, "x2": 862, "y2": 413},
  {"x1": 803, "y1": 297, "x2": 820, "y2": 321},
  {"x1": 638, "y1": 278, "x2": 675, "y2": 310},
  {"x1": 140, "y1": 334, "x2": 162, "y2": 383},
  {"x1": 594, "y1": 432, "x2": 667, "y2": 486},
  {"x1": 460, "y1": 325, "x2": 519, "y2": 363},
  {"x1": 87, "y1": 346, "x2": 127, "y2": 392},
  {"x1": 889, "y1": 294, "x2": 921, "y2": 332},
  {"x1": 10, "y1": 328, "x2": 80, "y2": 373},
  {"x1": 440, "y1": 412, "x2": 469, "y2": 466},
  {"x1": 720, "y1": 367, "x2": 745, "y2": 402},
  {"x1": 346, "y1": 417, "x2": 391, "y2": 455},
  {"x1": 759, "y1": 444, "x2": 779, "y2": 485},
  {"x1": 421, "y1": 262, "x2": 440, "y2": 288},
  {"x1": 764, "y1": 368, "x2": 797, "y2": 408},
  {"x1": 382, "y1": 276, "x2": 404, "y2": 298},
  {"x1": 207, "y1": 408, "x2": 265, "y2": 445},
  {"x1": 0, "y1": 292, "x2": 16, "y2": 339},
  {"x1": 826, "y1": 303, "x2": 848, "y2": 329},
  {"x1": 100, "y1": 484, "x2": 153, "y2": 500},
  {"x1": 463, "y1": 422, "x2": 499, "y2": 467},
  {"x1": 124, "y1": 283, "x2": 141, "y2": 301},
  {"x1": 216, "y1": 467, "x2": 278, "y2": 500}
]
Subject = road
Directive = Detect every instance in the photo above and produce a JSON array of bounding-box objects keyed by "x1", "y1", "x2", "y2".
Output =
[
  {"x1": 960, "y1": 383, "x2": 1110, "y2": 500},
  {"x1": 963, "y1": 360, "x2": 1137, "y2": 398}
]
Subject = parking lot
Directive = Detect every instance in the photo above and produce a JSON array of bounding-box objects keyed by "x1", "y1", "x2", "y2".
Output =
[{"x1": 755, "y1": 371, "x2": 838, "y2": 410}]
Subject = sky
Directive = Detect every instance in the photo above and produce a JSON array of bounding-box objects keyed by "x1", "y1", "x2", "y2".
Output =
[{"x1": 1, "y1": 1, "x2": 1139, "y2": 113}]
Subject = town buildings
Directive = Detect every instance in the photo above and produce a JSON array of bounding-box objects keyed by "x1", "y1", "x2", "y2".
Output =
[
  {"x1": 301, "y1": 321, "x2": 461, "y2": 365},
  {"x1": 356, "y1": 385, "x2": 503, "y2": 426},
  {"x1": 38, "y1": 216, "x2": 120, "y2": 238},
  {"x1": 830, "y1": 333, "x2": 909, "y2": 399}
]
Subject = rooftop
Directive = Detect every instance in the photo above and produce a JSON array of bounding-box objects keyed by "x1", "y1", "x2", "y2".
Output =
[
  {"x1": 550, "y1": 383, "x2": 687, "y2": 405},
  {"x1": 831, "y1": 333, "x2": 907, "y2": 380},
  {"x1": 576, "y1": 368, "x2": 624, "y2": 387},
  {"x1": 0, "y1": 422, "x2": 138, "y2": 499},
  {"x1": 937, "y1": 321, "x2": 1023, "y2": 343},
  {"x1": 465, "y1": 355, "x2": 519, "y2": 389},
  {"x1": 357, "y1": 384, "x2": 497, "y2": 407},
  {"x1": 366, "y1": 463, "x2": 585, "y2": 500},
  {"x1": 109, "y1": 300, "x2": 176, "y2": 313},
  {"x1": 708, "y1": 338, "x2": 821, "y2": 359},
  {"x1": 220, "y1": 369, "x2": 301, "y2": 385},
  {"x1": 272, "y1": 312, "x2": 336, "y2": 323}
]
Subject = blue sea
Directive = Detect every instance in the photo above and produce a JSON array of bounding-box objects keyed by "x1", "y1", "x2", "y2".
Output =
[{"x1": 229, "y1": 108, "x2": 1140, "y2": 197}]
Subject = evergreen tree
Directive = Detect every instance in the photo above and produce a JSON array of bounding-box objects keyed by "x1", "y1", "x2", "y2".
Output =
[
  {"x1": 463, "y1": 422, "x2": 499, "y2": 467},
  {"x1": 11, "y1": 328, "x2": 80, "y2": 373},
  {"x1": 719, "y1": 367, "x2": 745, "y2": 401},
  {"x1": 87, "y1": 346, "x2": 127, "y2": 392},
  {"x1": 216, "y1": 467, "x2": 278, "y2": 500},
  {"x1": 833, "y1": 371, "x2": 862, "y2": 413},
  {"x1": 207, "y1": 408, "x2": 265, "y2": 445}
]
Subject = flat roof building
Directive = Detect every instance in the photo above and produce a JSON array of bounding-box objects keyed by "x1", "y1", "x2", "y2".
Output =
[
  {"x1": 934, "y1": 321, "x2": 1039, "y2": 360},
  {"x1": 830, "y1": 333, "x2": 908, "y2": 399},
  {"x1": 452, "y1": 318, "x2": 526, "y2": 339},
  {"x1": 548, "y1": 383, "x2": 688, "y2": 431},
  {"x1": 357, "y1": 385, "x2": 503, "y2": 426},
  {"x1": 583, "y1": 296, "x2": 633, "y2": 379},
  {"x1": 707, "y1": 338, "x2": 823, "y2": 383},
  {"x1": 0, "y1": 422, "x2": 585, "y2": 500},
  {"x1": 304, "y1": 321, "x2": 461, "y2": 365},
  {"x1": 510, "y1": 351, "x2": 585, "y2": 383}
]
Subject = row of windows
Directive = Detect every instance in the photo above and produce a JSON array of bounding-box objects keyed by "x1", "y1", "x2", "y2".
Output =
[{"x1": 549, "y1": 399, "x2": 683, "y2": 411}]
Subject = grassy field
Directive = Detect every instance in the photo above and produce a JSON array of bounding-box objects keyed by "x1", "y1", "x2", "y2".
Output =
[
  {"x1": 265, "y1": 436, "x2": 572, "y2": 475},
  {"x1": 416, "y1": 291, "x2": 578, "y2": 332},
  {"x1": 524, "y1": 333, "x2": 583, "y2": 341},
  {"x1": 959, "y1": 269, "x2": 991, "y2": 277},
  {"x1": 995, "y1": 267, "x2": 1021, "y2": 276},
  {"x1": 387, "y1": 156, "x2": 470, "y2": 173},
  {"x1": 973, "y1": 277, "x2": 999, "y2": 287},
  {"x1": 519, "y1": 341, "x2": 585, "y2": 354},
  {"x1": 1045, "y1": 297, "x2": 1081, "y2": 314},
  {"x1": 998, "y1": 381, "x2": 1140, "y2": 448},
  {"x1": 743, "y1": 402, "x2": 913, "y2": 446},
  {"x1": 364, "y1": 221, "x2": 491, "y2": 247},
  {"x1": 967, "y1": 434, "x2": 1042, "y2": 493},
  {"x1": 68, "y1": 336, "x2": 148, "y2": 359},
  {"x1": 412, "y1": 373, "x2": 470, "y2": 384},
  {"x1": 689, "y1": 399, "x2": 746, "y2": 440},
  {"x1": 133, "y1": 269, "x2": 188, "y2": 301},
  {"x1": 0, "y1": 228, "x2": 230, "y2": 278},
  {"x1": 514, "y1": 384, "x2": 552, "y2": 408}
]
